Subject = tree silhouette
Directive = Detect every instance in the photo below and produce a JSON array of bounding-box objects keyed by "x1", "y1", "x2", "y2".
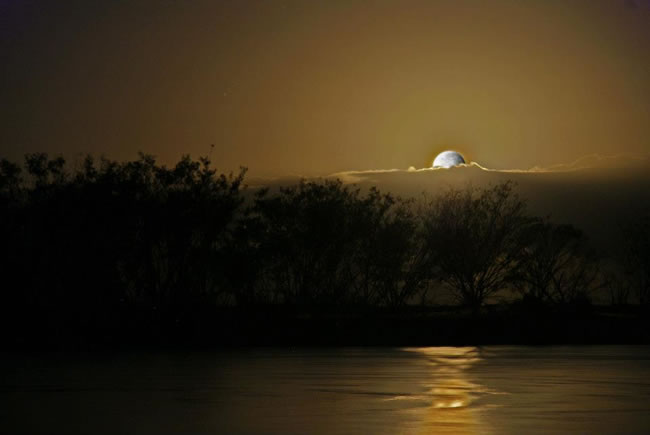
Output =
[
  {"x1": 422, "y1": 181, "x2": 533, "y2": 312},
  {"x1": 1, "y1": 152, "x2": 647, "y2": 347},
  {"x1": 0, "y1": 158, "x2": 22, "y2": 199},
  {"x1": 604, "y1": 271, "x2": 632, "y2": 306},
  {"x1": 516, "y1": 221, "x2": 600, "y2": 306},
  {"x1": 246, "y1": 181, "x2": 430, "y2": 308},
  {"x1": 250, "y1": 180, "x2": 374, "y2": 306},
  {"x1": 0, "y1": 153, "x2": 246, "y2": 343},
  {"x1": 622, "y1": 215, "x2": 650, "y2": 305},
  {"x1": 351, "y1": 191, "x2": 433, "y2": 308}
]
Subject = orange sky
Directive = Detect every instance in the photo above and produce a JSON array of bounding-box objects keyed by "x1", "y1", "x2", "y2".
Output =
[{"x1": 2, "y1": 0, "x2": 649, "y2": 176}]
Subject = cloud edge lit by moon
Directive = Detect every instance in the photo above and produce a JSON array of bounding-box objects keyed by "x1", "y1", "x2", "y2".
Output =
[{"x1": 326, "y1": 153, "x2": 650, "y2": 184}]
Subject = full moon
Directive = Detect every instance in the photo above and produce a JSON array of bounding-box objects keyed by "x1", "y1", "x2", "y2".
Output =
[{"x1": 432, "y1": 151, "x2": 466, "y2": 168}]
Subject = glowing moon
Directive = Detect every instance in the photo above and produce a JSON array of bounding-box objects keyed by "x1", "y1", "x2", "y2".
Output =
[{"x1": 433, "y1": 151, "x2": 466, "y2": 168}]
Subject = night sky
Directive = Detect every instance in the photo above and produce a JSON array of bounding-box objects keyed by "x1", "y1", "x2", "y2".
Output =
[{"x1": 2, "y1": 0, "x2": 649, "y2": 176}]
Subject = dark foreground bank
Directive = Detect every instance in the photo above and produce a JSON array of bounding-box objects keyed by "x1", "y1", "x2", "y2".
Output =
[{"x1": 5, "y1": 304, "x2": 650, "y2": 350}]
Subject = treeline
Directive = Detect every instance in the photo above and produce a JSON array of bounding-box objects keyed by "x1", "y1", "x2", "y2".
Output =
[{"x1": 0, "y1": 154, "x2": 648, "y2": 345}]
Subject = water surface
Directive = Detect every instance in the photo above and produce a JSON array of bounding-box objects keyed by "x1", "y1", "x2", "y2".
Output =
[{"x1": 2, "y1": 346, "x2": 650, "y2": 434}]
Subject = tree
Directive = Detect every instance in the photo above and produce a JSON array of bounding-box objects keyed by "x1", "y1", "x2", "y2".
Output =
[
  {"x1": 622, "y1": 215, "x2": 650, "y2": 304},
  {"x1": 0, "y1": 158, "x2": 22, "y2": 199},
  {"x1": 351, "y1": 191, "x2": 433, "y2": 308},
  {"x1": 422, "y1": 181, "x2": 533, "y2": 311},
  {"x1": 113, "y1": 154, "x2": 247, "y2": 315},
  {"x1": 250, "y1": 180, "x2": 367, "y2": 306},
  {"x1": 516, "y1": 221, "x2": 600, "y2": 306},
  {"x1": 247, "y1": 181, "x2": 430, "y2": 308},
  {"x1": 1, "y1": 153, "x2": 247, "y2": 343}
]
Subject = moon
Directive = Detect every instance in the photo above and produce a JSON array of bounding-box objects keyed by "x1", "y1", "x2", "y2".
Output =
[{"x1": 433, "y1": 150, "x2": 466, "y2": 168}]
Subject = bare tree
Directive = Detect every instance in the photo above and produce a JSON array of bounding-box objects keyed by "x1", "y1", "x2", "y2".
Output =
[
  {"x1": 604, "y1": 271, "x2": 631, "y2": 306},
  {"x1": 622, "y1": 215, "x2": 650, "y2": 304},
  {"x1": 423, "y1": 181, "x2": 533, "y2": 312},
  {"x1": 516, "y1": 221, "x2": 601, "y2": 305}
]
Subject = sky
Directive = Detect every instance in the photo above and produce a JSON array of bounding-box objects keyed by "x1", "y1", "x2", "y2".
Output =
[{"x1": 1, "y1": 0, "x2": 649, "y2": 176}]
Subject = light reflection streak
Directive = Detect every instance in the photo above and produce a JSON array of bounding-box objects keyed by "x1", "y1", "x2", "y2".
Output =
[{"x1": 402, "y1": 347, "x2": 490, "y2": 434}]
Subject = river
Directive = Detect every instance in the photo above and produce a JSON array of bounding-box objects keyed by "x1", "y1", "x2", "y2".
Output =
[{"x1": 2, "y1": 346, "x2": 650, "y2": 434}]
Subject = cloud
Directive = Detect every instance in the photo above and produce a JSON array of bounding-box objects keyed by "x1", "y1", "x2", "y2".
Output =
[
  {"x1": 328, "y1": 153, "x2": 650, "y2": 183},
  {"x1": 529, "y1": 153, "x2": 650, "y2": 172},
  {"x1": 243, "y1": 152, "x2": 650, "y2": 258},
  {"x1": 244, "y1": 153, "x2": 650, "y2": 192}
]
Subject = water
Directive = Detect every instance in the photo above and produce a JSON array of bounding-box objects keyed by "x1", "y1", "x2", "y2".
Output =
[{"x1": 2, "y1": 347, "x2": 650, "y2": 434}]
